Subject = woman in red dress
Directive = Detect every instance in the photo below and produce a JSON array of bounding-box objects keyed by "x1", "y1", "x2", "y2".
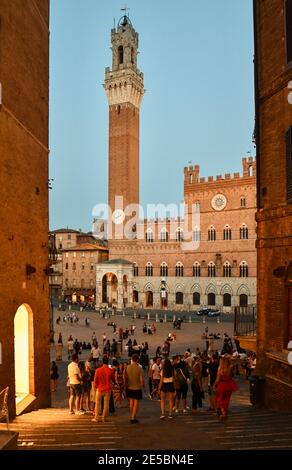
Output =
[{"x1": 215, "y1": 356, "x2": 238, "y2": 418}]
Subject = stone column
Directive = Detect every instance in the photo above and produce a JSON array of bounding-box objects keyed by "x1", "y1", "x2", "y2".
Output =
[
  {"x1": 117, "y1": 272, "x2": 124, "y2": 310},
  {"x1": 96, "y1": 279, "x2": 102, "y2": 308},
  {"x1": 128, "y1": 281, "x2": 132, "y2": 308}
]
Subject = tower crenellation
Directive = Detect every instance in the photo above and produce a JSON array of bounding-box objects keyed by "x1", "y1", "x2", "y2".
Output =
[{"x1": 184, "y1": 158, "x2": 256, "y2": 193}]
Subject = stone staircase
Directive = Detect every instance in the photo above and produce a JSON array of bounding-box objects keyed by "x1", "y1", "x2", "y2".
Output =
[
  {"x1": 1, "y1": 379, "x2": 292, "y2": 450},
  {"x1": 0, "y1": 409, "x2": 121, "y2": 450}
]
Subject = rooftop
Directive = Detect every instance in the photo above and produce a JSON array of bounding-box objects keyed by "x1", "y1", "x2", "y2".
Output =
[{"x1": 62, "y1": 243, "x2": 108, "y2": 252}]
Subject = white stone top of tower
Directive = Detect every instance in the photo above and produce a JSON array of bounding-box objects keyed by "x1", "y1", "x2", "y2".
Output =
[{"x1": 103, "y1": 14, "x2": 144, "y2": 109}]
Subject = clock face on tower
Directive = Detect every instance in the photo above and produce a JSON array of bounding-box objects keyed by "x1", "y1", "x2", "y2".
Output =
[
  {"x1": 211, "y1": 194, "x2": 227, "y2": 211},
  {"x1": 112, "y1": 209, "x2": 125, "y2": 225}
]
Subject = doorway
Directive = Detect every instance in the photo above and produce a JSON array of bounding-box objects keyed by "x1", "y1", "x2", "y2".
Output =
[{"x1": 14, "y1": 304, "x2": 34, "y2": 411}]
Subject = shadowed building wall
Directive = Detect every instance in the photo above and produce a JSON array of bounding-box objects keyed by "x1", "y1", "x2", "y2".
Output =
[
  {"x1": 0, "y1": 0, "x2": 50, "y2": 417},
  {"x1": 254, "y1": 0, "x2": 292, "y2": 410}
]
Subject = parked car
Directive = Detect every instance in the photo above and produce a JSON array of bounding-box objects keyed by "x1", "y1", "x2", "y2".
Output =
[
  {"x1": 196, "y1": 308, "x2": 210, "y2": 316},
  {"x1": 207, "y1": 309, "x2": 221, "y2": 317}
]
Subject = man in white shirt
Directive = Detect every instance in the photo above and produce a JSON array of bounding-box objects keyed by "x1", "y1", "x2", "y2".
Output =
[
  {"x1": 68, "y1": 354, "x2": 84, "y2": 415},
  {"x1": 67, "y1": 336, "x2": 74, "y2": 360},
  {"x1": 91, "y1": 343, "x2": 102, "y2": 367},
  {"x1": 151, "y1": 357, "x2": 162, "y2": 399}
]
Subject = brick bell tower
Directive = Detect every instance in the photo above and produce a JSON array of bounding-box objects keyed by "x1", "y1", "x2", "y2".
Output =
[{"x1": 104, "y1": 14, "x2": 144, "y2": 233}]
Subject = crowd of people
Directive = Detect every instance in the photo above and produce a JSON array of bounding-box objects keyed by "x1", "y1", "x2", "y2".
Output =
[
  {"x1": 50, "y1": 310, "x2": 257, "y2": 425},
  {"x1": 64, "y1": 341, "x2": 253, "y2": 425}
]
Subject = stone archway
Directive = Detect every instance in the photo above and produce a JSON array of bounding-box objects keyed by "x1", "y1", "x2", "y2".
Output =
[
  {"x1": 96, "y1": 259, "x2": 134, "y2": 309},
  {"x1": 102, "y1": 272, "x2": 118, "y2": 305}
]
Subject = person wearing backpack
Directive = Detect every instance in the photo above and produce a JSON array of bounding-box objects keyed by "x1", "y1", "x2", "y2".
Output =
[{"x1": 173, "y1": 355, "x2": 190, "y2": 414}]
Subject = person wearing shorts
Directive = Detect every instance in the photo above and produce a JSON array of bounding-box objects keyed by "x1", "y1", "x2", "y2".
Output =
[
  {"x1": 125, "y1": 354, "x2": 144, "y2": 423},
  {"x1": 68, "y1": 354, "x2": 83, "y2": 415},
  {"x1": 158, "y1": 359, "x2": 175, "y2": 419}
]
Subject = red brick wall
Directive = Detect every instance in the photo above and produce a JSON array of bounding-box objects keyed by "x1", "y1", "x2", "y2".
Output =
[
  {"x1": 108, "y1": 103, "x2": 139, "y2": 213},
  {"x1": 255, "y1": 0, "x2": 292, "y2": 409},
  {"x1": 109, "y1": 163, "x2": 257, "y2": 278},
  {"x1": 0, "y1": 0, "x2": 50, "y2": 417}
]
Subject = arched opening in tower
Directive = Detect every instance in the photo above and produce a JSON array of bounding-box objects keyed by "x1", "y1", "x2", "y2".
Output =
[
  {"x1": 118, "y1": 45, "x2": 124, "y2": 65},
  {"x1": 14, "y1": 304, "x2": 34, "y2": 412}
]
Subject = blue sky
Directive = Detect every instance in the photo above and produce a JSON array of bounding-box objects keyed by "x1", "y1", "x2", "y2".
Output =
[{"x1": 49, "y1": 0, "x2": 255, "y2": 231}]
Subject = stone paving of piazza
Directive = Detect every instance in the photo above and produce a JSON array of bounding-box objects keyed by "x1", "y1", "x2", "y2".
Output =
[{"x1": 2, "y1": 309, "x2": 292, "y2": 450}]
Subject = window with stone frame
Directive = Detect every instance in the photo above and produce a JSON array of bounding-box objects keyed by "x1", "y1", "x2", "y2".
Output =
[
  {"x1": 208, "y1": 292, "x2": 216, "y2": 306},
  {"x1": 193, "y1": 292, "x2": 200, "y2": 305},
  {"x1": 223, "y1": 293, "x2": 231, "y2": 307},
  {"x1": 193, "y1": 262, "x2": 201, "y2": 277},
  {"x1": 240, "y1": 224, "x2": 249, "y2": 240},
  {"x1": 145, "y1": 229, "x2": 154, "y2": 243},
  {"x1": 133, "y1": 264, "x2": 139, "y2": 276},
  {"x1": 208, "y1": 226, "x2": 216, "y2": 241},
  {"x1": 223, "y1": 226, "x2": 232, "y2": 240},
  {"x1": 176, "y1": 228, "x2": 184, "y2": 242},
  {"x1": 160, "y1": 262, "x2": 168, "y2": 277},
  {"x1": 223, "y1": 262, "x2": 232, "y2": 277},
  {"x1": 240, "y1": 261, "x2": 249, "y2": 278},
  {"x1": 176, "y1": 292, "x2": 184, "y2": 304},
  {"x1": 145, "y1": 262, "x2": 153, "y2": 277},
  {"x1": 208, "y1": 262, "x2": 216, "y2": 277},
  {"x1": 175, "y1": 262, "x2": 184, "y2": 277}
]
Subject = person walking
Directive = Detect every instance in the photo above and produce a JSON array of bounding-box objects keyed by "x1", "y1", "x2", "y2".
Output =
[
  {"x1": 67, "y1": 335, "x2": 74, "y2": 360},
  {"x1": 113, "y1": 363, "x2": 126, "y2": 407},
  {"x1": 158, "y1": 358, "x2": 176, "y2": 419},
  {"x1": 208, "y1": 354, "x2": 219, "y2": 413},
  {"x1": 125, "y1": 354, "x2": 144, "y2": 424},
  {"x1": 191, "y1": 357, "x2": 203, "y2": 413},
  {"x1": 56, "y1": 334, "x2": 63, "y2": 361},
  {"x1": 92, "y1": 355, "x2": 115, "y2": 423},
  {"x1": 215, "y1": 356, "x2": 238, "y2": 419},
  {"x1": 173, "y1": 355, "x2": 190, "y2": 414},
  {"x1": 50, "y1": 361, "x2": 59, "y2": 392},
  {"x1": 91, "y1": 341, "x2": 101, "y2": 367},
  {"x1": 151, "y1": 357, "x2": 162, "y2": 400}
]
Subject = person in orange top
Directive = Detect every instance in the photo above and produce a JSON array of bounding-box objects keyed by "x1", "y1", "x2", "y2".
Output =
[{"x1": 92, "y1": 355, "x2": 114, "y2": 423}]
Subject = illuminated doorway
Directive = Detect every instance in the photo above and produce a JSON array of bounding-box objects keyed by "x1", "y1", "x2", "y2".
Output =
[{"x1": 14, "y1": 304, "x2": 34, "y2": 412}]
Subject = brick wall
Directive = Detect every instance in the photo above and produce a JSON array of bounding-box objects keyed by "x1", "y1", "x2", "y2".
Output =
[
  {"x1": 0, "y1": 0, "x2": 50, "y2": 417},
  {"x1": 255, "y1": 0, "x2": 292, "y2": 410},
  {"x1": 108, "y1": 103, "x2": 139, "y2": 213}
]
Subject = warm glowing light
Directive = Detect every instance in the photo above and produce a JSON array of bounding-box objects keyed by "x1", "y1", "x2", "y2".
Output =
[{"x1": 14, "y1": 305, "x2": 30, "y2": 396}]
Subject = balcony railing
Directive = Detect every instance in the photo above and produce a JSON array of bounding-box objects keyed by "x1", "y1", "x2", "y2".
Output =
[{"x1": 234, "y1": 305, "x2": 257, "y2": 337}]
